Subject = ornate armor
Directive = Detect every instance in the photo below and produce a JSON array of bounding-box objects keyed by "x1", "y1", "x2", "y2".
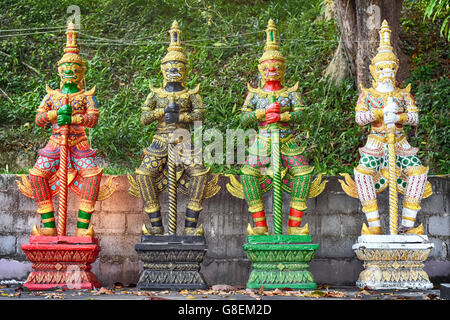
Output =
[
  {"x1": 340, "y1": 21, "x2": 432, "y2": 235},
  {"x1": 17, "y1": 23, "x2": 115, "y2": 237},
  {"x1": 227, "y1": 20, "x2": 325, "y2": 235},
  {"x1": 128, "y1": 21, "x2": 219, "y2": 235}
]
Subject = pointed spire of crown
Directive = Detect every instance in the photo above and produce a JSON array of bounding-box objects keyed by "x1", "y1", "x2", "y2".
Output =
[
  {"x1": 58, "y1": 21, "x2": 84, "y2": 66},
  {"x1": 259, "y1": 19, "x2": 285, "y2": 63},
  {"x1": 161, "y1": 20, "x2": 187, "y2": 64},
  {"x1": 371, "y1": 20, "x2": 398, "y2": 65},
  {"x1": 64, "y1": 22, "x2": 79, "y2": 54}
]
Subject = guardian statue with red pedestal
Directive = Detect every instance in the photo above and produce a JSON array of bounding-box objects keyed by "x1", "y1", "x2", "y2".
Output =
[{"x1": 16, "y1": 22, "x2": 117, "y2": 290}]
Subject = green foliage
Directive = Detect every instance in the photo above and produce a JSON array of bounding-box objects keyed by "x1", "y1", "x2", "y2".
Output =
[
  {"x1": 424, "y1": 0, "x2": 450, "y2": 41},
  {"x1": 0, "y1": 0, "x2": 448, "y2": 175}
]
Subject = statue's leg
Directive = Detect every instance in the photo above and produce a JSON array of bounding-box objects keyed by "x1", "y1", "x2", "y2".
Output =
[
  {"x1": 398, "y1": 155, "x2": 428, "y2": 233},
  {"x1": 136, "y1": 154, "x2": 165, "y2": 235},
  {"x1": 184, "y1": 162, "x2": 208, "y2": 235},
  {"x1": 354, "y1": 154, "x2": 382, "y2": 235},
  {"x1": 241, "y1": 155, "x2": 268, "y2": 235},
  {"x1": 74, "y1": 156, "x2": 102, "y2": 236},
  {"x1": 284, "y1": 155, "x2": 312, "y2": 235},
  {"x1": 29, "y1": 156, "x2": 59, "y2": 236}
]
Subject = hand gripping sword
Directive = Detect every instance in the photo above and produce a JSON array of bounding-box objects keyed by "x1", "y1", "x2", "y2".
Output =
[
  {"x1": 386, "y1": 96, "x2": 399, "y2": 235},
  {"x1": 269, "y1": 95, "x2": 283, "y2": 235},
  {"x1": 57, "y1": 95, "x2": 70, "y2": 236}
]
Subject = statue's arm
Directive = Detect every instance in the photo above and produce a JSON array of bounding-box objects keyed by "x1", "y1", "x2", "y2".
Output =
[
  {"x1": 179, "y1": 92, "x2": 205, "y2": 123},
  {"x1": 280, "y1": 92, "x2": 305, "y2": 123},
  {"x1": 355, "y1": 91, "x2": 383, "y2": 126},
  {"x1": 397, "y1": 93, "x2": 419, "y2": 126},
  {"x1": 141, "y1": 92, "x2": 163, "y2": 125},
  {"x1": 35, "y1": 94, "x2": 56, "y2": 127},
  {"x1": 72, "y1": 93, "x2": 99, "y2": 128},
  {"x1": 241, "y1": 92, "x2": 264, "y2": 127}
]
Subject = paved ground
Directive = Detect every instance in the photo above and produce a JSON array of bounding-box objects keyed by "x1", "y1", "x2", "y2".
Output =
[
  {"x1": 0, "y1": 283, "x2": 444, "y2": 301},
  {"x1": 1, "y1": 283, "x2": 446, "y2": 319}
]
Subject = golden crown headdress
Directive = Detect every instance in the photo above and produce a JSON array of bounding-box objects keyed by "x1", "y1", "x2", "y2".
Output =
[
  {"x1": 371, "y1": 20, "x2": 399, "y2": 66},
  {"x1": 58, "y1": 22, "x2": 84, "y2": 66},
  {"x1": 161, "y1": 20, "x2": 188, "y2": 64},
  {"x1": 259, "y1": 19, "x2": 286, "y2": 63}
]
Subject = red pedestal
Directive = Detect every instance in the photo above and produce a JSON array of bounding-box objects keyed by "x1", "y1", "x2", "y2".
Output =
[{"x1": 21, "y1": 236, "x2": 101, "y2": 290}]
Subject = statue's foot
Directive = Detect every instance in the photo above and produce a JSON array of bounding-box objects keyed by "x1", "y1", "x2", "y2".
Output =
[
  {"x1": 76, "y1": 225, "x2": 95, "y2": 237},
  {"x1": 185, "y1": 224, "x2": 204, "y2": 236},
  {"x1": 142, "y1": 224, "x2": 164, "y2": 235},
  {"x1": 287, "y1": 223, "x2": 309, "y2": 235},
  {"x1": 247, "y1": 224, "x2": 268, "y2": 235},
  {"x1": 32, "y1": 224, "x2": 56, "y2": 236},
  {"x1": 398, "y1": 223, "x2": 424, "y2": 235},
  {"x1": 361, "y1": 223, "x2": 382, "y2": 235}
]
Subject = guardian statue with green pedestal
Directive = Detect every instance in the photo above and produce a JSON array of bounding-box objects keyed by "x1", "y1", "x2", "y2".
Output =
[{"x1": 226, "y1": 19, "x2": 327, "y2": 290}]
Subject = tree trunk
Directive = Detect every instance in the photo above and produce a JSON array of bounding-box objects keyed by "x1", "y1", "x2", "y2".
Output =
[{"x1": 332, "y1": 0, "x2": 409, "y2": 90}]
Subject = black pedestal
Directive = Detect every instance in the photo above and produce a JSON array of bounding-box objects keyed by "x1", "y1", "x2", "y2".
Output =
[
  {"x1": 135, "y1": 235, "x2": 208, "y2": 290},
  {"x1": 441, "y1": 284, "x2": 450, "y2": 300}
]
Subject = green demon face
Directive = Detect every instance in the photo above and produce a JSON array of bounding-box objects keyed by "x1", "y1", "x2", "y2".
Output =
[{"x1": 58, "y1": 62, "x2": 85, "y2": 89}]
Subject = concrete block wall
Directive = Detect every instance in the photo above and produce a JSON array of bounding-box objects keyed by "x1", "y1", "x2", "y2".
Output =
[{"x1": 0, "y1": 174, "x2": 448, "y2": 286}]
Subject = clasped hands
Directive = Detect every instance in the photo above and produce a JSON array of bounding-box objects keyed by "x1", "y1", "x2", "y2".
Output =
[
  {"x1": 164, "y1": 102, "x2": 179, "y2": 124},
  {"x1": 265, "y1": 102, "x2": 283, "y2": 124},
  {"x1": 56, "y1": 99, "x2": 72, "y2": 126},
  {"x1": 384, "y1": 97, "x2": 400, "y2": 126}
]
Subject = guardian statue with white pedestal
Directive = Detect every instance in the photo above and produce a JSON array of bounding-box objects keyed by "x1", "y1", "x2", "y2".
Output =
[{"x1": 339, "y1": 20, "x2": 435, "y2": 290}]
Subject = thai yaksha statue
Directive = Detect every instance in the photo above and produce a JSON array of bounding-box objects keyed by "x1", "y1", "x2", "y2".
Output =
[
  {"x1": 128, "y1": 21, "x2": 220, "y2": 236},
  {"x1": 17, "y1": 22, "x2": 116, "y2": 237},
  {"x1": 339, "y1": 20, "x2": 432, "y2": 235},
  {"x1": 227, "y1": 20, "x2": 326, "y2": 235}
]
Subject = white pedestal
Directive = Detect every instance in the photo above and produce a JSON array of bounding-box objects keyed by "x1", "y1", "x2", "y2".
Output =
[{"x1": 352, "y1": 235, "x2": 434, "y2": 290}]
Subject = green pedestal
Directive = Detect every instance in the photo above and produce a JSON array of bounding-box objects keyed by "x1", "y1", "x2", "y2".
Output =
[{"x1": 243, "y1": 235, "x2": 318, "y2": 290}]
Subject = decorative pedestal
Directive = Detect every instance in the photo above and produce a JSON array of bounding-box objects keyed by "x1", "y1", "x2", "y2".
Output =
[
  {"x1": 352, "y1": 235, "x2": 434, "y2": 290},
  {"x1": 21, "y1": 236, "x2": 101, "y2": 290},
  {"x1": 135, "y1": 235, "x2": 208, "y2": 290},
  {"x1": 243, "y1": 235, "x2": 318, "y2": 290}
]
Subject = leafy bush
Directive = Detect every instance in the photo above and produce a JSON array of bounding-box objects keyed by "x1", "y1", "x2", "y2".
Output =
[{"x1": 0, "y1": 0, "x2": 447, "y2": 175}]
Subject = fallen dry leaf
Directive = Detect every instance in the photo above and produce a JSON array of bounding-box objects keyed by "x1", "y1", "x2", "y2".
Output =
[
  {"x1": 355, "y1": 289, "x2": 371, "y2": 297},
  {"x1": 303, "y1": 290, "x2": 326, "y2": 298},
  {"x1": 324, "y1": 291, "x2": 348, "y2": 298},
  {"x1": 211, "y1": 284, "x2": 236, "y2": 292},
  {"x1": 95, "y1": 287, "x2": 114, "y2": 295},
  {"x1": 393, "y1": 296, "x2": 416, "y2": 300},
  {"x1": 272, "y1": 288, "x2": 283, "y2": 295},
  {"x1": 146, "y1": 296, "x2": 170, "y2": 300},
  {"x1": 44, "y1": 293, "x2": 65, "y2": 299}
]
